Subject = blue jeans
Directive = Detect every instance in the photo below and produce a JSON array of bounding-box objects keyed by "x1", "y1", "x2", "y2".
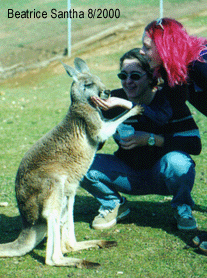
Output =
[{"x1": 81, "y1": 151, "x2": 195, "y2": 210}]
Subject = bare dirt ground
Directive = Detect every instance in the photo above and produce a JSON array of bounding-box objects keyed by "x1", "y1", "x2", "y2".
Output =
[{"x1": 1, "y1": 1, "x2": 207, "y2": 83}]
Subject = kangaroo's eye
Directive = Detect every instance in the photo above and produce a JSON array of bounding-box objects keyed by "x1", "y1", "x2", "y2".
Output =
[{"x1": 85, "y1": 83, "x2": 94, "y2": 88}]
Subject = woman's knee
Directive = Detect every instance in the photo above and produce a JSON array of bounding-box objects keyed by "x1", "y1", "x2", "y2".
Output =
[
  {"x1": 85, "y1": 169, "x2": 100, "y2": 182},
  {"x1": 160, "y1": 151, "x2": 195, "y2": 177}
]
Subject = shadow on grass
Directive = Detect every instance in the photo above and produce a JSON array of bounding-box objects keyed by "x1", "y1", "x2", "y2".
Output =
[
  {"x1": 0, "y1": 214, "x2": 22, "y2": 243},
  {"x1": 0, "y1": 213, "x2": 47, "y2": 264},
  {"x1": 0, "y1": 194, "x2": 207, "y2": 264},
  {"x1": 74, "y1": 195, "x2": 207, "y2": 249}
]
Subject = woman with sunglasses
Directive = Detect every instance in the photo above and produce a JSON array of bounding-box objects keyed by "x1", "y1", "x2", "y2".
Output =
[{"x1": 81, "y1": 48, "x2": 201, "y2": 232}]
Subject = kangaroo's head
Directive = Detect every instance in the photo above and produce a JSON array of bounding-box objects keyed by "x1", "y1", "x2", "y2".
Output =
[{"x1": 61, "y1": 58, "x2": 110, "y2": 104}]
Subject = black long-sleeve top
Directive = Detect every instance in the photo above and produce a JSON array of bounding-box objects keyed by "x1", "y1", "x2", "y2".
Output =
[
  {"x1": 102, "y1": 87, "x2": 201, "y2": 171},
  {"x1": 188, "y1": 49, "x2": 207, "y2": 115}
]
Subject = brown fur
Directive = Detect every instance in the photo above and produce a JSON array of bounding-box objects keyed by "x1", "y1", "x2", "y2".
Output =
[{"x1": 0, "y1": 58, "x2": 142, "y2": 267}]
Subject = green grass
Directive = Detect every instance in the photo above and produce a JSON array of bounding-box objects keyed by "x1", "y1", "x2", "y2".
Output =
[
  {"x1": 1, "y1": 1, "x2": 207, "y2": 277},
  {"x1": 1, "y1": 60, "x2": 207, "y2": 278},
  {"x1": 183, "y1": 14, "x2": 207, "y2": 37}
]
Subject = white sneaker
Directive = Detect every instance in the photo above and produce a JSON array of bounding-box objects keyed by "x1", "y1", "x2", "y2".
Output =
[{"x1": 92, "y1": 198, "x2": 130, "y2": 230}]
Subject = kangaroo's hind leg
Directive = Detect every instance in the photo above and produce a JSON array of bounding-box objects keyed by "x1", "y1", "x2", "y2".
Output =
[
  {"x1": 60, "y1": 188, "x2": 77, "y2": 254},
  {"x1": 43, "y1": 179, "x2": 65, "y2": 266},
  {"x1": 44, "y1": 178, "x2": 99, "y2": 268},
  {"x1": 60, "y1": 183, "x2": 117, "y2": 255}
]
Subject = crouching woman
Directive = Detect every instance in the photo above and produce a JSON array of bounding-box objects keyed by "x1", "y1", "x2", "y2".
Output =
[{"x1": 81, "y1": 48, "x2": 201, "y2": 231}]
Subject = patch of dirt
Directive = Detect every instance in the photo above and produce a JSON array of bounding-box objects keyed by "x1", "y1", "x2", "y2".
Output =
[{"x1": 1, "y1": 1, "x2": 207, "y2": 82}]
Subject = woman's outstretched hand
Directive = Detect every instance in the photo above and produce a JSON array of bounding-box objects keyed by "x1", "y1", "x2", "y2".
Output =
[{"x1": 91, "y1": 96, "x2": 133, "y2": 110}]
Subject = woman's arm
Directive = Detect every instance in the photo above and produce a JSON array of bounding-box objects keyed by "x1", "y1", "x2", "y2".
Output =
[
  {"x1": 188, "y1": 54, "x2": 207, "y2": 116},
  {"x1": 163, "y1": 134, "x2": 202, "y2": 155},
  {"x1": 119, "y1": 132, "x2": 164, "y2": 149},
  {"x1": 91, "y1": 96, "x2": 133, "y2": 110},
  {"x1": 92, "y1": 91, "x2": 173, "y2": 126},
  {"x1": 120, "y1": 132, "x2": 201, "y2": 155}
]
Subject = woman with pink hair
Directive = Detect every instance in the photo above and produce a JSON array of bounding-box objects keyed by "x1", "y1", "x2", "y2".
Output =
[
  {"x1": 141, "y1": 17, "x2": 207, "y2": 254},
  {"x1": 141, "y1": 17, "x2": 207, "y2": 115}
]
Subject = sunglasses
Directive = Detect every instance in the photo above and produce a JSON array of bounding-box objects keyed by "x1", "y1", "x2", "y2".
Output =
[{"x1": 117, "y1": 72, "x2": 146, "y2": 81}]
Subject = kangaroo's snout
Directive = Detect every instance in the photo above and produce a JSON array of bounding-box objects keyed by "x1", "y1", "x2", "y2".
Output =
[{"x1": 99, "y1": 89, "x2": 111, "y2": 100}]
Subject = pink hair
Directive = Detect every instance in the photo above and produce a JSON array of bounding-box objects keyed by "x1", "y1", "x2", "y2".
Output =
[{"x1": 145, "y1": 18, "x2": 207, "y2": 87}]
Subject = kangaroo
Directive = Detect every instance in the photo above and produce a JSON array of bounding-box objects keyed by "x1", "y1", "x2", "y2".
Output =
[{"x1": 0, "y1": 58, "x2": 143, "y2": 268}]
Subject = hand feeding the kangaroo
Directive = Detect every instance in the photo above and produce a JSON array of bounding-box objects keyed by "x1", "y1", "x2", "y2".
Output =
[{"x1": 0, "y1": 58, "x2": 142, "y2": 268}]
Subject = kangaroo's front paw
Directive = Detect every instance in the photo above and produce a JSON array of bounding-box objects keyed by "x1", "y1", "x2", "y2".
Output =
[{"x1": 132, "y1": 104, "x2": 144, "y2": 115}]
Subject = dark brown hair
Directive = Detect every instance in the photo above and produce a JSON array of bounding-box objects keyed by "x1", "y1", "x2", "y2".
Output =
[{"x1": 120, "y1": 48, "x2": 157, "y2": 87}]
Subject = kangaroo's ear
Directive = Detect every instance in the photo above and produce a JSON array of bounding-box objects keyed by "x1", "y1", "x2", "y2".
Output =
[
  {"x1": 74, "y1": 58, "x2": 90, "y2": 73},
  {"x1": 61, "y1": 61, "x2": 78, "y2": 82}
]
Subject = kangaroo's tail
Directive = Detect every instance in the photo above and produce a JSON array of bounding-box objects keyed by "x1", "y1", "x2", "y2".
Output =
[{"x1": 0, "y1": 223, "x2": 47, "y2": 257}]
